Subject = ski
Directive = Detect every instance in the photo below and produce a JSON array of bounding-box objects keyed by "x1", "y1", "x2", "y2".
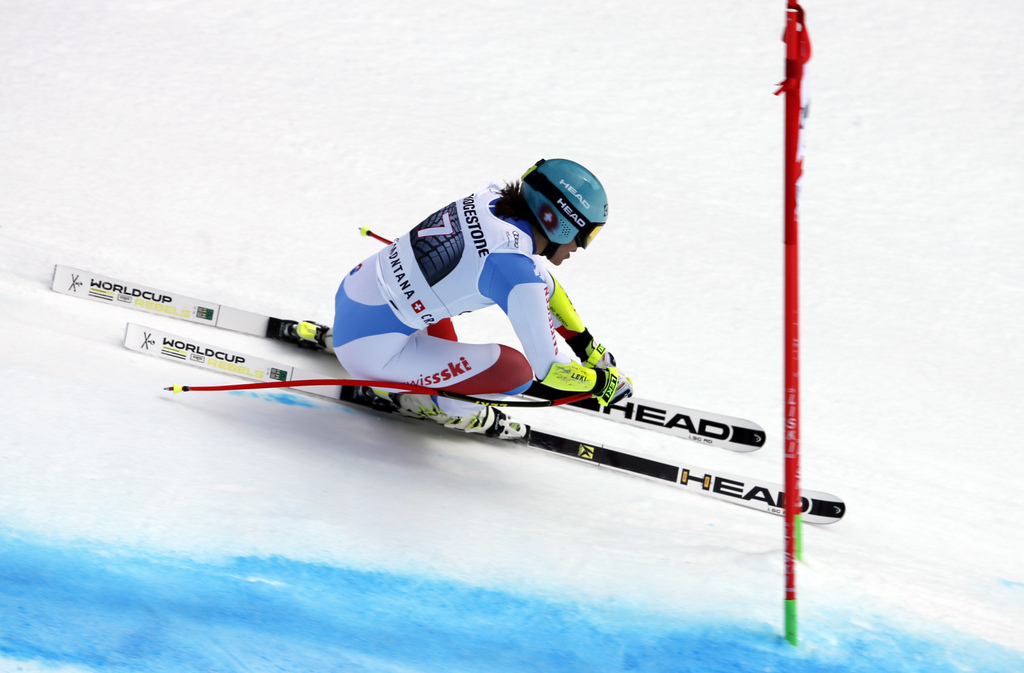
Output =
[
  {"x1": 524, "y1": 383, "x2": 765, "y2": 450},
  {"x1": 122, "y1": 322, "x2": 844, "y2": 524},
  {"x1": 54, "y1": 264, "x2": 766, "y2": 451},
  {"x1": 51, "y1": 264, "x2": 328, "y2": 351}
]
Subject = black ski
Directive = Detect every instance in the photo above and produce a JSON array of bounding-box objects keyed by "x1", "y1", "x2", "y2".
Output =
[{"x1": 122, "y1": 322, "x2": 844, "y2": 524}]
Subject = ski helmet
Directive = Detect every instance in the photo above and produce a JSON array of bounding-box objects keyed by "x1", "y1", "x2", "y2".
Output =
[{"x1": 521, "y1": 158, "x2": 608, "y2": 251}]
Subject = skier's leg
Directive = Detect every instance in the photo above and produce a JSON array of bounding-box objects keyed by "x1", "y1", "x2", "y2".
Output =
[{"x1": 333, "y1": 263, "x2": 530, "y2": 438}]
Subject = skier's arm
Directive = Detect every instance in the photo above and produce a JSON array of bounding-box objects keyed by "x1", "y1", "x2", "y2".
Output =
[
  {"x1": 547, "y1": 274, "x2": 617, "y2": 370},
  {"x1": 479, "y1": 255, "x2": 631, "y2": 405}
]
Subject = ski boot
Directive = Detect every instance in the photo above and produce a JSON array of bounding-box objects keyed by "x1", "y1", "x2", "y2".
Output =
[
  {"x1": 390, "y1": 393, "x2": 528, "y2": 441},
  {"x1": 269, "y1": 318, "x2": 331, "y2": 351}
]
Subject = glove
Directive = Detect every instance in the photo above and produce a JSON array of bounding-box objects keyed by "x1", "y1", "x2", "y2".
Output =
[
  {"x1": 565, "y1": 329, "x2": 616, "y2": 369},
  {"x1": 592, "y1": 366, "x2": 634, "y2": 407}
]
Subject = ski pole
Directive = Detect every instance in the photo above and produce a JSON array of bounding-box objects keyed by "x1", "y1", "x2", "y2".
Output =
[
  {"x1": 359, "y1": 227, "x2": 392, "y2": 245},
  {"x1": 165, "y1": 378, "x2": 592, "y2": 408}
]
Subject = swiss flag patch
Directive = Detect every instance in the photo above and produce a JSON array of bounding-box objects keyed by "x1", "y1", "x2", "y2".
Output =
[{"x1": 412, "y1": 300, "x2": 425, "y2": 313}]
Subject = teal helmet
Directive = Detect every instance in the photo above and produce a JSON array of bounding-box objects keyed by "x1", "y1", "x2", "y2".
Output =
[{"x1": 522, "y1": 158, "x2": 608, "y2": 251}]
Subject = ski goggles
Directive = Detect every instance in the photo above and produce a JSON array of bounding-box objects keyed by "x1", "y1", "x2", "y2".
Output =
[{"x1": 576, "y1": 221, "x2": 604, "y2": 249}]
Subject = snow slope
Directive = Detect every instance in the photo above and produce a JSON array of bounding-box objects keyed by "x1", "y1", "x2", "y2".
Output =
[{"x1": 2, "y1": 0, "x2": 1022, "y2": 671}]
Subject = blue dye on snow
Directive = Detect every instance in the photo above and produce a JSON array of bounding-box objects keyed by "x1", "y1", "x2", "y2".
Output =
[
  {"x1": 1, "y1": 532, "x2": 1021, "y2": 673},
  {"x1": 228, "y1": 389, "x2": 326, "y2": 408}
]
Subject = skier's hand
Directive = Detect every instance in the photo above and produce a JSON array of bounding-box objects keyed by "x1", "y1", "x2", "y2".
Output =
[
  {"x1": 593, "y1": 367, "x2": 634, "y2": 406},
  {"x1": 565, "y1": 329, "x2": 616, "y2": 369},
  {"x1": 610, "y1": 371, "x2": 634, "y2": 405},
  {"x1": 583, "y1": 340, "x2": 616, "y2": 369}
]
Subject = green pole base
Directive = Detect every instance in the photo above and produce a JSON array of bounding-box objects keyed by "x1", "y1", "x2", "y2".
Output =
[{"x1": 785, "y1": 599, "x2": 798, "y2": 646}]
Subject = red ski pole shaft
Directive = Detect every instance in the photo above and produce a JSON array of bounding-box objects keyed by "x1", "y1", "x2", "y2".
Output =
[
  {"x1": 359, "y1": 226, "x2": 392, "y2": 245},
  {"x1": 166, "y1": 378, "x2": 433, "y2": 395},
  {"x1": 164, "y1": 378, "x2": 592, "y2": 408}
]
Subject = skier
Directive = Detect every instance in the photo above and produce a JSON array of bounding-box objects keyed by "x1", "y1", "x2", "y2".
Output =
[{"x1": 332, "y1": 158, "x2": 633, "y2": 440}]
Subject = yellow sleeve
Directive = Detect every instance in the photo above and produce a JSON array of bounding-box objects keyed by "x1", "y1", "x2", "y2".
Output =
[
  {"x1": 540, "y1": 361, "x2": 622, "y2": 407},
  {"x1": 548, "y1": 274, "x2": 585, "y2": 334},
  {"x1": 539, "y1": 361, "x2": 597, "y2": 392}
]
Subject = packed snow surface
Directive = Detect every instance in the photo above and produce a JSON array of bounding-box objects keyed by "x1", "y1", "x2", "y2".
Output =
[{"x1": 2, "y1": 1, "x2": 1022, "y2": 671}]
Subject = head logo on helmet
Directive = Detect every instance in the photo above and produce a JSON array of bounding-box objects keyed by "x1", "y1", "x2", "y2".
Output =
[{"x1": 522, "y1": 158, "x2": 607, "y2": 257}]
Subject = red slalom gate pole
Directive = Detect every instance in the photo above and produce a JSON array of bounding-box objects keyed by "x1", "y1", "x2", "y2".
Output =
[{"x1": 776, "y1": 0, "x2": 811, "y2": 647}]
